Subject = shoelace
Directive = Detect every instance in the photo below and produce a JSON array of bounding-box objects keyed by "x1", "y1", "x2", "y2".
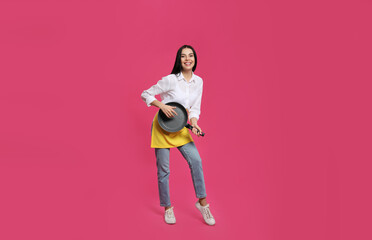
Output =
[
  {"x1": 166, "y1": 208, "x2": 174, "y2": 219},
  {"x1": 202, "y1": 207, "x2": 213, "y2": 219}
]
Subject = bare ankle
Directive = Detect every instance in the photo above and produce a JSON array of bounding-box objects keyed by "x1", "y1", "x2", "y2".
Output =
[{"x1": 199, "y1": 198, "x2": 207, "y2": 206}]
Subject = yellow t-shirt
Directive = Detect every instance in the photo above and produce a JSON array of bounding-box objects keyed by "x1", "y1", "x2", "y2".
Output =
[{"x1": 151, "y1": 112, "x2": 193, "y2": 148}]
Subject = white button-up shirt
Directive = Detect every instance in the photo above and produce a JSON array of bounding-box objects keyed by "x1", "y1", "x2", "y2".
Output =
[{"x1": 141, "y1": 72, "x2": 203, "y2": 120}]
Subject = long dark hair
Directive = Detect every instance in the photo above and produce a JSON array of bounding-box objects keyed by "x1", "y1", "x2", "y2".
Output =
[{"x1": 171, "y1": 45, "x2": 198, "y2": 75}]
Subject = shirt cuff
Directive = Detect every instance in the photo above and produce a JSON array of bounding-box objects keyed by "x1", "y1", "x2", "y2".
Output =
[
  {"x1": 146, "y1": 96, "x2": 156, "y2": 107},
  {"x1": 188, "y1": 112, "x2": 199, "y2": 121}
]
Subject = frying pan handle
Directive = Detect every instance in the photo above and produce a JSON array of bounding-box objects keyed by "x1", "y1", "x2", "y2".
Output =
[{"x1": 186, "y1": 124, "x2": 205, "y2": 137}]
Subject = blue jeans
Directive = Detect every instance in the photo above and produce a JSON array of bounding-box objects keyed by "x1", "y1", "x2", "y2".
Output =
[{"x1": 155, "y1": 142, "x2": 207, "y2": 207}]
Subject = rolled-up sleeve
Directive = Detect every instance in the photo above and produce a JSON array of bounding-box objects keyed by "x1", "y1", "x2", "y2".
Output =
[
  {"x1": 188, "y1": 81, "x2": 203, "y2": 120},
  {"x1": 141, "y1": 76, "x2": 171, "y2": 107}
]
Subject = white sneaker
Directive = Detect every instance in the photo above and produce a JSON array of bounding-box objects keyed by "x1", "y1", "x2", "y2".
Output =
[
  {"x1": 195, "y1": 202, "x2": 216, "y2": 225},
  {"x1": 164, "y1": 207, "x2": 176, "y2": 224}
]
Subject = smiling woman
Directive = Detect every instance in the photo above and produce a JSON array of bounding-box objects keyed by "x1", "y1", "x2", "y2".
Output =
[
  {"x1": 141, "y1": 45, "x2": 215, "y2": 226},
  {"x1": 171, "y1": 47, "x2": 197, "y2": 74},
  {"x1": 182, "y1": 49, "x2": 194, "y2": 69}
]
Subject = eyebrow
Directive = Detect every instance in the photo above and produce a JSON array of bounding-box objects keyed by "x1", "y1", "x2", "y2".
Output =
[{"x1": 181, "y1": 53, "x2": 194, "y2": 55}]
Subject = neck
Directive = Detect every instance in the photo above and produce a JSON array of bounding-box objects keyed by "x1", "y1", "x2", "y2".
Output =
[{"x1": 182, "y1": 70, "x2": 193, "y2": 82}]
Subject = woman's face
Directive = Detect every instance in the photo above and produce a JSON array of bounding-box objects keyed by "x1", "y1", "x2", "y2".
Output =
[{"x1": 180, "y1": 48, "x2": 195, "y2": 72}]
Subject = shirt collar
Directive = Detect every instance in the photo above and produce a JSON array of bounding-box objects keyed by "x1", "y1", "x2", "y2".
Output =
[{"x1": 177, "y1": 71, "x2": 196, "y2": 83}]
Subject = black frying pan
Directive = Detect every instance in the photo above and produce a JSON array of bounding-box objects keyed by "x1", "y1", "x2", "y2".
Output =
[{"x1": 157, "y1": 102, "x2": 205, "y2": 137}]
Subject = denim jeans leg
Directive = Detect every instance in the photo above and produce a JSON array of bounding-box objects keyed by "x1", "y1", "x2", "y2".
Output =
[
  {"x1": 155, "y1": 148, "x2": 171, "y2": 207},
  {"x1": 177, "y1": 142, "x2": 207, "y2": 199}
]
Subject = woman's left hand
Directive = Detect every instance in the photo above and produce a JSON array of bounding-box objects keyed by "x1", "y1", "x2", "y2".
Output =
[
  {"x1": 191, "y1": 124, "x2": 202, "y2": 136},
  {"x1": 190, "y1": 117, "x2": 202, "y2": 137}
]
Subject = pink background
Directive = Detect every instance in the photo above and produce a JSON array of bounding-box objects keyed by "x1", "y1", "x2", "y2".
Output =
[{"x1": 1, "y1": 0, "x2": 371, "y2": 239}]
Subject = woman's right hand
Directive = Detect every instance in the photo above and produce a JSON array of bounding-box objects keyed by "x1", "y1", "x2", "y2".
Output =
[{"x1": 160, "y1": 105, "x2": 178, "y2": 118}]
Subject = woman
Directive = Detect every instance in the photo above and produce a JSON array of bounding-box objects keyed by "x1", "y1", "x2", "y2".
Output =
[{"x1": 141, "y1": 45, "x2": 215, "y2": 225}]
